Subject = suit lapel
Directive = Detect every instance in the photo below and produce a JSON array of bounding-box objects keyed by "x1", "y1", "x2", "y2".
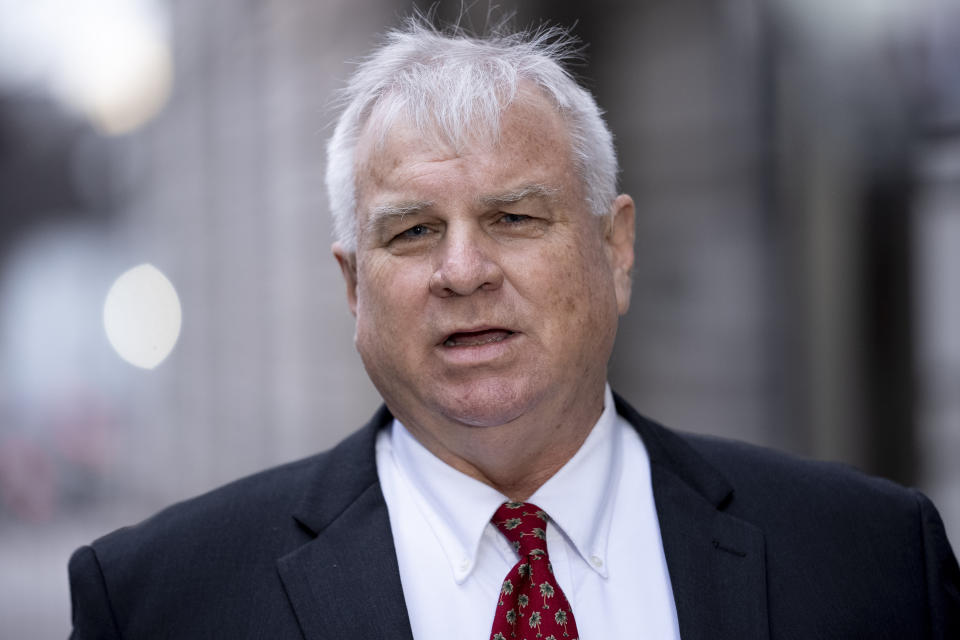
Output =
[
  {"x1": 615, "y1": 394, "x2": 770, "y2": 640},
  {"x1": 277, "y1": 398, "x2": 770, "y2": 640},
  {"x1": 651, "y1": 462, "x2": 769, "y2": 640},
  {"x1": 277, "y1": 408, "x2": 414, "y2": 640}
]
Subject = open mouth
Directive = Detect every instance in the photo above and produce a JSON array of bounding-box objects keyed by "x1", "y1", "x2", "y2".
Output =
[{"x1": 442, "y1": 329, "x2": 515, "y2": 347}]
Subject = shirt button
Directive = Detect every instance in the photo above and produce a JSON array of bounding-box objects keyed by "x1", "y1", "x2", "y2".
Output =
[
  {"x1": 590, "y1": 555, "x2": 603, "y2": 568},
  {"x1": 459, "y1": 558, "x2": 470, "y2": 571}
]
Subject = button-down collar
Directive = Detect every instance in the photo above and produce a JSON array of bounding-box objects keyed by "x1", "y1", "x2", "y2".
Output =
[{"x1": 389, "y1": 385, "x2": 621, "y2": 583}]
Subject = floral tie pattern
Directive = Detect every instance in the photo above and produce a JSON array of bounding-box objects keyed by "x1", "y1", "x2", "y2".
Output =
[{"x1": 489, "y1": 502, "x2": 579, "y2": 640}]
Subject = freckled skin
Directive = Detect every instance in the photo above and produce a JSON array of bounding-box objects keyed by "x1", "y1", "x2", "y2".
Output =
[{"x1": 334, "y1": 89, "x2": 636, "y2": 499}]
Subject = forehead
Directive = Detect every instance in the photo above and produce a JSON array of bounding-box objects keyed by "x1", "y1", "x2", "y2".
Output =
[{"x1": 353, "y1": 92, "x2": 579, "y2": 207}]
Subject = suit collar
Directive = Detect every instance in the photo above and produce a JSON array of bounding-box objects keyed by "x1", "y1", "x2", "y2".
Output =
[
  {"x1": 277, "y1": 406, "x2": 414, "y2": 640},
  {"x1": 289, "y1": 405, "x2": 390, "y2": 535},
  {"x1": 279, "y1": 397, "x2": 769, "y2": 640},
  {"x1": 613, "y1": 392, "x2": 734, "y2": 508},
  {"x1": 615, "y1": 393, "x2": 770, "y2": 640}
]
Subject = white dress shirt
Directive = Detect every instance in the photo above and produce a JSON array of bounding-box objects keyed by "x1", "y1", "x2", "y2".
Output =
[{"x1": 375, "y1": 385, "x2": 681, "y2": 639}]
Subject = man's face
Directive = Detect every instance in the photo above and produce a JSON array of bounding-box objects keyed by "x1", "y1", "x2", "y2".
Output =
[{"x1": 335, "y1": 92, "x2": 634, "y2": 437}]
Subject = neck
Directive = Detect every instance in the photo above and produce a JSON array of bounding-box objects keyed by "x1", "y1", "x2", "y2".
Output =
[{"x1": 395, "y1": 385, "x2": 606, "y2": 501}]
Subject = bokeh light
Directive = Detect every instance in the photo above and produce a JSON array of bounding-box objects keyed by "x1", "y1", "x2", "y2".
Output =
[
  {"x1": 103, "y1": 264, "x2": 181, "y2": 369},
  {"x1": 0, "y1": 0, "x2": 172, "y2": 135}
]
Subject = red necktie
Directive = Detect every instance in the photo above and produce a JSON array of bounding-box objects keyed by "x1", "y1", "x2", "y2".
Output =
[{"x1": 488, "y1": 502, "x2": 580, "y2": 640}]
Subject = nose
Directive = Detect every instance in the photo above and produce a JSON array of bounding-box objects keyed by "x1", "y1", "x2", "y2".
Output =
[{"x1": 429, "y1": 229, "x2": 504, "y2": 297}]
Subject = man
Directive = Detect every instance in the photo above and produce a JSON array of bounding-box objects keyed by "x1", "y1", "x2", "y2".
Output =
[{"x1": 69, "y1": 19, "x2": 959, "y2": 639}]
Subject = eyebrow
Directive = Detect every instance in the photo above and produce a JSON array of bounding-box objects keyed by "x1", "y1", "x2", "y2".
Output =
[
  {"x1": 365, "y1": 200, "x2": 435, "y2": 236},
  {"x1": 479, "y1": 184, "x2": 559, "y2": 208},
  {"x1": 364, "y1": 183, "x2": 559, "y2": 237}
]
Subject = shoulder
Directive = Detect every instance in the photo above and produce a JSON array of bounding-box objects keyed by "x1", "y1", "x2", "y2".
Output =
[
  {"x1": 667, "y1": 430, "x2": 959, "y2": 636},
  {"x1": 615, "y1": 392, "x2": 932, "y2": 547},
  {"x1": 663, "y1": 428, "x2": 930, "y2": 544},
  {"x1": 616, "y1": 391, "x2": 922, "y2": 521},
  {"x1": 68, "y1": 414, "x2": 389, "y2": 636},
  {"x1": 683, "y1": 431, "x2": 918, "y2": 509},
  {"x1": 694, "y1": 431, "x2": 943, "y2": 536},
  {"x1": 102, "y1": 452, "x2": 322, "y2": 547},
  {"x1": 615, "y1": 387, "x2": 918, "y2": 515},
  {"x1": 667, "y1": 430, "x2": 941, "y2": 579},
  {"x1": 79, "y1": 450, "x2": 327, "y2": 591},
  {"x1": 79, "y1": 412, "x2": 385, "y2": 583}
]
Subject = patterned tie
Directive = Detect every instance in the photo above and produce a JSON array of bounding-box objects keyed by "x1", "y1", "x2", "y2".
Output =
[{"x1": 489, "y1": 502, "x2": 579, "y2": 640}]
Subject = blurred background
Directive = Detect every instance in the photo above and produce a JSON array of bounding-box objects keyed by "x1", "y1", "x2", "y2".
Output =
[{"x1": 0, "y1": 0, "x2": 957, "y2": 636}]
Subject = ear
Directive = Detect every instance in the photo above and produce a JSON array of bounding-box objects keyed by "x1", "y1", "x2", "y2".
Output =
[
  {"x1": 332, "y1": 241, "x2": 359, "y2": 317},
  {"x1": 604, "y1": 194, "x2": 636, "y2": 315}
]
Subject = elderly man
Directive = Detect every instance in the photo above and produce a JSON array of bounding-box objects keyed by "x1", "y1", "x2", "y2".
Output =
[{"x1": 69, "y1": 19, "x2": 959, "y2": 640}]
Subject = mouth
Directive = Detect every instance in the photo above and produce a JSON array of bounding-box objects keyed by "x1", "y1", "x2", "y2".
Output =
[{"x1": 442, "y1": 328, "x2": 516, "y2": 348}]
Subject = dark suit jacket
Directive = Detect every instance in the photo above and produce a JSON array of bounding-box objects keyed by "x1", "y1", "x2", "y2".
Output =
[{"x1": 69, "y1": 395, "x2": 960, "y2": 639}]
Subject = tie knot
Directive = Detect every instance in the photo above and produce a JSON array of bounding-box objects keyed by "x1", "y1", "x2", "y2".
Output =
[{"x1": 492, "y1": 502, "x2": 550, "y2": 558}]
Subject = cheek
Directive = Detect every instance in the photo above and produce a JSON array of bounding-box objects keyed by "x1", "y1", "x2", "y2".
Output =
[
  {"x1": 354, "y1": 260, "x2": 427, "y2": 342},
  {"x1": 544, "y1": 239, "x2": 617, "y2": 334},
  {"x1": 517, "y1": 242, "x2": 593, "y2": 323},
  {"x1": 353, "y1": 262, "x2": 391, "y2": 343},
  {"x1": 353, "y1": 283, "x2": 405, "y2": 380},
  {"x1": 553, "y1": 264, "x2": 585, "y2": 315}
]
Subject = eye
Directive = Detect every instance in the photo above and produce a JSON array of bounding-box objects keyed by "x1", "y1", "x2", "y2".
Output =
[
  {"x1": 493, "y1": 211, "x2": 548, "y2": 238},
  {"x1": 499, "y1": 213, "x2": 531, "y2": 224},
  {"x1": 396, "y1": 223, "x2": 432, "y2": 240}
]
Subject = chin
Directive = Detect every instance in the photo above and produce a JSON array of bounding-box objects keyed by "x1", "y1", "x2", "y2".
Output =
[{"x1": 433, "y1": 378, "x2": 541, "y2": 428}]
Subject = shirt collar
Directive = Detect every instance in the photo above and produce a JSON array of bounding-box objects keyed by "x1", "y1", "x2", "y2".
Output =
[
  {"x1": 528, "y1": 384, "x2": 621, "y2": 578},
  {"x1": 388, "y1": 384, "x2": 621, "y2": 583},
  {"x1": 389, "y1": 416, "x2": 507, "y2": 583}
]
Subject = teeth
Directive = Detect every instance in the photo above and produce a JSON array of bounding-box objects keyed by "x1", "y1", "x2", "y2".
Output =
[{"x1": 444, "y1": 331, "x2": 511, "y2": 347}]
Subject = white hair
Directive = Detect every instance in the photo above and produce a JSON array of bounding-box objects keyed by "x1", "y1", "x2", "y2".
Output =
[{"x1": 325, "y1": 17, "x2": 618, "y2": 251}]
